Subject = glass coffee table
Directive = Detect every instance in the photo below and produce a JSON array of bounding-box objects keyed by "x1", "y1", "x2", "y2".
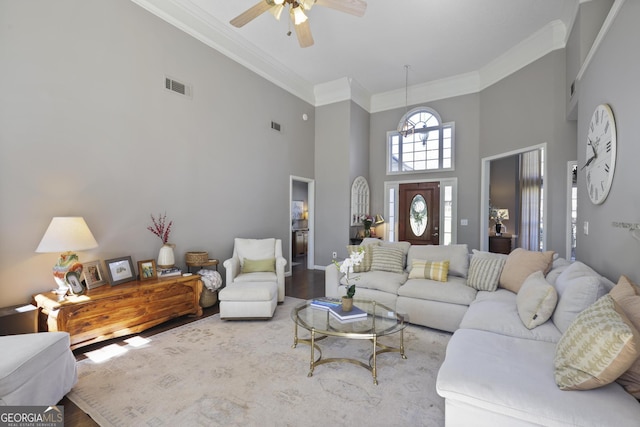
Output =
[{"x1": 291, "y1": 299, "x2": 408, "y2": 385}]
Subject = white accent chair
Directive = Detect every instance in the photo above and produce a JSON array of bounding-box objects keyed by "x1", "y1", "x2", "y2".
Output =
[{"x1": 220, "y1": 238, "x2": 287, "y2": 319}]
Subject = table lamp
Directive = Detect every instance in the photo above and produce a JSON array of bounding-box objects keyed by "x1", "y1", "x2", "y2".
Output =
[{"x1": 36, "y1": 217, "x2": 98, "y2": 295}]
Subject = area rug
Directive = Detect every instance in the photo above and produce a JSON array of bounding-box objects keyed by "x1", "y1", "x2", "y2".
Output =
[{"x1": 67, "y1": 297, "x2": 451, "y2": 426}]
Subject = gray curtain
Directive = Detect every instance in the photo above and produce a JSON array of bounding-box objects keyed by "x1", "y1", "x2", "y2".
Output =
[{"x1": 519, "y1": 150, "x2": 542, "y2": 251}]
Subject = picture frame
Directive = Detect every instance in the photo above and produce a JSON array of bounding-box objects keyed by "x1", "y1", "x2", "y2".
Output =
[
  {"x1": 65, "y1": 271, "x2": 85, "y2": 295},
  {"x1": 137, "y1": 259, "x2": 157, "y2": 281},
  {"x1": 105, "y1": 256, "x2": 136, "y2": 286},
  {"x1": 82, "y1": 260, "x2": 107, "y2": 290},
  {"x1": 292, "y1": 200, "x2": 304, "y2": 220}
]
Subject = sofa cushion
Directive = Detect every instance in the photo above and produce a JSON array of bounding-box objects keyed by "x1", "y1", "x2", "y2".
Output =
[
  {"x1": 346, "y1": 243, "x2": 378, "y2": 273},
  {"x1": 437, "y1": 328, "x2": 640, "y2": 427},
  {"x1": 241, "y1": 258, "x2": 275, "y2": 273},
  {"x1": 545, "y1": 257, "x2": 572, "y2": 286},
  {"x1": 398, "y1": 276, "x2": 476, "y2": 306},
  {"x1": 408, "y1": 260, "x2": 449, "y2": 282},
  {"x1": 610, "y1": 276, "x2": 640, "y2": 398},
  {"x1": 459, "y1": 289, "x2": 562, "y2": 343},
  {"x1": 499, "y1": 248, "x2": 554, "y2": 293},
  {"x1": 466, "y1": 256, "x2": 505, "y2": 291},
  {"x1": 555, "y1": 295, "x2": 640, "y2": 391},
  {"x1": 341, "y1": 270, "x2": 408, "y2": 295},
  {"x1": 552, "y1": 261, "x2": 612, "y2": 333},
  {"x1": 407, "y1": 244, "x2": 469, "y2": 278},
  {"x1": 516, "y1": 271, "x2": 558, "y2": 330},
  {"x1": 471, "y1": 249, "x2": 508, "y2": 261},
  {"x1": 370, "y1": 246, "x2": 405, "y2": 274}
]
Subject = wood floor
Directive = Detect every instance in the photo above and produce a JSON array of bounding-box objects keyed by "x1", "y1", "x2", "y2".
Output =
[{"x1": 59, "y1": 264, "x2": 325, "y2": 426}]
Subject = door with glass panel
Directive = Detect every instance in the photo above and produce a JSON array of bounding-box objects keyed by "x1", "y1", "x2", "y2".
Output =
[{"x1": 398, "y1": 182, "x2": 440, "y2": 245}]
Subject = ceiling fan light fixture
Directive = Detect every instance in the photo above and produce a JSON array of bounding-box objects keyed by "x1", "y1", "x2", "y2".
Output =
[
  {"x1": 291, "y1": 5, "x2": 308, "y2": 25},
  {"x1": 270, "y1": 4, "x2": 285, "y2": 20}
]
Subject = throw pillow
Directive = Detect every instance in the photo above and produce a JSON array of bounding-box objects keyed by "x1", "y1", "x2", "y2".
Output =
[
  {"x1": 346, "y1": 243, "x2": 378, "y2": 273},
  {"x1": 408, "y1": 260, "x2": 450, "y2": 282},
  {"x1": 241, "y1": 258, "x2": 276, "y2": 273},
  {"x1": 370, "y1": 246, "x2": 405, "y2": 274},
  {"x1": 610, "y1": 276, "x2": 640, "y2": 399},
  {"x1": 499, "y1": 248, "x2": 555, "y2": 293},
  {"x1": 554, "y1": 295, "x2": 640, "y2": 391},
  {"x1": 552, "y1": 261, "x2": 611, "y2": 334},
  {"x1": 466, "y1": 256, "x2": 505, "y2": 291},
  {"x1": 516, "y1": 271, "x2": 558, "y2": 329}
]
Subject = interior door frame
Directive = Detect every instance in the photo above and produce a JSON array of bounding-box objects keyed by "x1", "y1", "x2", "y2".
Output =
[
  {"x1": 480, "y1": 143, "x2": 547, "y2": 252},
  {"x1": 289, "y1": 175, "x2": 315, "y2": 275}
]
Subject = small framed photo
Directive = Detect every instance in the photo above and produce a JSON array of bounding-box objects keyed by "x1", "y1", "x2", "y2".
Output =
[
  {"x1": 82, "y1": 260, "x2": 107, "y2": 290},
  {"x1": 65, "y1": 271, "x2": 85, "y2": 295},
  {"x1": 105, "y1": 256, "x2": 136, "y2": 286},
  {"x1": 138, "y1": 259, "x2": 157, "y2": 281}
]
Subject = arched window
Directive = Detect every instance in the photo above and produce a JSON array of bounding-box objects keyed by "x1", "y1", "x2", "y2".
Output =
[{"x1": 388, "y1": 107, "x2": 454, "y2": 173}]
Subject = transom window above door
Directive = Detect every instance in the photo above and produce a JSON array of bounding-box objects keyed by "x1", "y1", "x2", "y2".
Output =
[{"x1": 388, "y1": 107, "x2": 454, "y2": 174}]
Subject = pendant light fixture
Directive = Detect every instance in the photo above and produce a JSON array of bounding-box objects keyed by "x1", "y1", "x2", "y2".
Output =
[{"x1": 397, "y1": 64, "x2": 416, "y2": 137}]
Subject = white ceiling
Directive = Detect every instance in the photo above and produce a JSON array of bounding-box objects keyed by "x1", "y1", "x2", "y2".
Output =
[{"x1": 132, "y1": 0, "x2": 579, "y2": 111}]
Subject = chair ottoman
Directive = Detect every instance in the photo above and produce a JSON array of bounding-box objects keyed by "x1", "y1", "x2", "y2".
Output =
[
  {"x1": 219, "y1": 282, "x2": 278, "y2": 319},
  {"x1": 0, "y1": 332, "x2": 77, "y2": 405}
]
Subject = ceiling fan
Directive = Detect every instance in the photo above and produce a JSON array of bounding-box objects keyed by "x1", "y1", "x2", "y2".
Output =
[{"x1": 230, "y1": 0, "x2": 367, "y2": 48}]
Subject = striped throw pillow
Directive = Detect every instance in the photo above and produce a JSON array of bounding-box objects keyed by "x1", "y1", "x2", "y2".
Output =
[
  {"x1": 370, "y1": 246, "x2": 405, "y2": 274},
  {"x1": 467, "y1": 257, "x2": 506, "y2": 291},
  {"x1": 346, "y1": 243, "x2": 378, "y2": 273},
  {"x1": 409, "y1": 260, "x2": 450, "y2": 282}
]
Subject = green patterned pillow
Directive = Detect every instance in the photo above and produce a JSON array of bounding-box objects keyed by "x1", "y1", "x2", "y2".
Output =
[
  {"x1": 409, "y1": 260, "x2": 450, "y2": 282},
  {"x1": 554, "y1": 295, "x2": 640, "y2": 390},
  {"x1": 466, "y1": 256, "x2": 505, "y2": 291},
  {"x1": 370, "y1": 246, "x2": 405, "y2": 274},
  {"x1": 346, "y1": 243, "x2": 378, "y2": 273}
]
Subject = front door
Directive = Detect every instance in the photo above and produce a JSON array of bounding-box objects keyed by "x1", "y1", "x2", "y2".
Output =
[{"x1": 398, "y1": 182, "x2": 440, "y2": 245}]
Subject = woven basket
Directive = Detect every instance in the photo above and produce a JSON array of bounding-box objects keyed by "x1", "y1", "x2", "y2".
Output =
[
  {"x1": 199, "y1": 288, "x2": 218, "y2": 308},
  {"x1": 185, "y1": 251, "x2": 208, "y2": 265}
]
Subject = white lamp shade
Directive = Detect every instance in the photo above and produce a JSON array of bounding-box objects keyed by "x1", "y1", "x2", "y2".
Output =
[{"x1": 36, "y1": 217, "x2": 98, "y2": 253}]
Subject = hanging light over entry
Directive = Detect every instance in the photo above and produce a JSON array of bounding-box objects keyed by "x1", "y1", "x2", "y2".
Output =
[{"x1": 397, "y1": 64, "x2": 416, "y2": 137}]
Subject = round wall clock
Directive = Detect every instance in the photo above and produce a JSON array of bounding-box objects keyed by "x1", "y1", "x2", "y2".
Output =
[{"x1": 584, "y1": 103, "x2": 617, "y2": 205}]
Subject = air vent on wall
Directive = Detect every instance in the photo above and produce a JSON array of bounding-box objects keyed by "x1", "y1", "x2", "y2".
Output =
[
  {"x1": 165, "y1": 76, "x2": 192, "y2": 98},
  {"x1": 271, "y1": 121, "x2": 282, "y2": 132}
]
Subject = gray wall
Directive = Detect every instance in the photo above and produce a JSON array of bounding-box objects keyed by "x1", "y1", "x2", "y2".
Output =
[
  {"x1": 490, "y1": 156, "x2": 519, "y2": 237},
  {"x1": 0, "y1": 0, "x2": 315, "y2": 305},
  {"x1": 480, "y1": 49, "x2": 577, "y2": 253},
  {"x1": 576, "y1": 0, "x2": 640, "y2": 284},
  {"x1": 369, "y1": 93, "x2": 481, "y2": 247}
]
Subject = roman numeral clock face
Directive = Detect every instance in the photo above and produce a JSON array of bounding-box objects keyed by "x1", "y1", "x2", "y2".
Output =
[{"x1": 585, "y1": 103, "x2": 617, "y2": 205}]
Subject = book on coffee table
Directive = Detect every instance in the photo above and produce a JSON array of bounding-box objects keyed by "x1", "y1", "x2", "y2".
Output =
[
  {"x1": 328, "y1": 304, "x2": 367, "y2": 321},
  {"x1": 310, "y1": 297, "x2": 342, "y2": 310}
]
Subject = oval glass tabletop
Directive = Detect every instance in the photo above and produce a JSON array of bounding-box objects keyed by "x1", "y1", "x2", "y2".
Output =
[{"x1": 291, "y1": 298, "x2": 408, "y2": 338}]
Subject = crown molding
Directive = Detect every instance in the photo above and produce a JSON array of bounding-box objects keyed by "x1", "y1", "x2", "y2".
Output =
[
  {"x1": 132, "y1": 0, "x2": 567, "y2": 112},
  {"x1": 131, "y1": 0, "x2": 315, "y2": 105}
]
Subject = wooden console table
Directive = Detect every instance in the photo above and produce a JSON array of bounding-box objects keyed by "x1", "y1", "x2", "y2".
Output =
[
  {"x1": 33, "y1": 275, "x2": 203, "y2": 349},
  {"x1": 489, "y1": 235, "x2": 513, "y2": 255}
]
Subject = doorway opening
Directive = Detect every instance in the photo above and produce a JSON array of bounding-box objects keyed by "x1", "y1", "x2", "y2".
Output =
[
  {"x1": 480, "y1": 143, "x2": 547, "y2": 252},
  {"x1": 289, "y1": 176, "x2": 314, "y2": 275}
]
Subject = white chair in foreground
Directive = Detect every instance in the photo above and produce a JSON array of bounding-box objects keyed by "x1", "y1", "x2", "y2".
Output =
[{"x1": 220, "y1": 238, "x2": 287, "y2": 319}]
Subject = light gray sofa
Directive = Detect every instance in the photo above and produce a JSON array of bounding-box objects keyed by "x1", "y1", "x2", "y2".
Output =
[
  {"x1": 325, "y1": 239, "x2": 474, "y2": 332},
  {"x1": 325, "y1": 241, "x2": 640, "y2": 425}
]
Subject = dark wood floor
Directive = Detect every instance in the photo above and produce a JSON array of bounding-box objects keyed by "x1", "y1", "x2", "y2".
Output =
[{"x1": 59, "y1": 264, "x2": 324, "y2": 426}]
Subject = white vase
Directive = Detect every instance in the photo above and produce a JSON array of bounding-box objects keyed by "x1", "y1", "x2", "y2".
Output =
[{"x1": 158, "y1": 243, "x2": 176, "y2": 269}]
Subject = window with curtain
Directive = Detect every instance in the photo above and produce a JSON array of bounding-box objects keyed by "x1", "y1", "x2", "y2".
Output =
[{"x1": 519, "y1": 149, "x2": 543, "y2": 251}]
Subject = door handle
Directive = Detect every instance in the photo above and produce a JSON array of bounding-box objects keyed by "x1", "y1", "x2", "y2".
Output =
[{"x1": 432, "y1": 232, "x2": 439, "y2": 237}]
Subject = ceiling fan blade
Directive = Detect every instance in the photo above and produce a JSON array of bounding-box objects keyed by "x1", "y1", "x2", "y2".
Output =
[
  {"x1": 315, "y1": 0, "x2": 367, "y2": 17},
  {"x1": 230, "y1": 1, "x2": 273, "y2": 28},
  {"x1": 295, "y1": 20, "x2": 314, "y2": 48}
]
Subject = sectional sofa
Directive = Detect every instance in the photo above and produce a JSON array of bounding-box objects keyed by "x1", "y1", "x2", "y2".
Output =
[{"x1": 325, "y1": 239, "x2": 640, "y2": 426}]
